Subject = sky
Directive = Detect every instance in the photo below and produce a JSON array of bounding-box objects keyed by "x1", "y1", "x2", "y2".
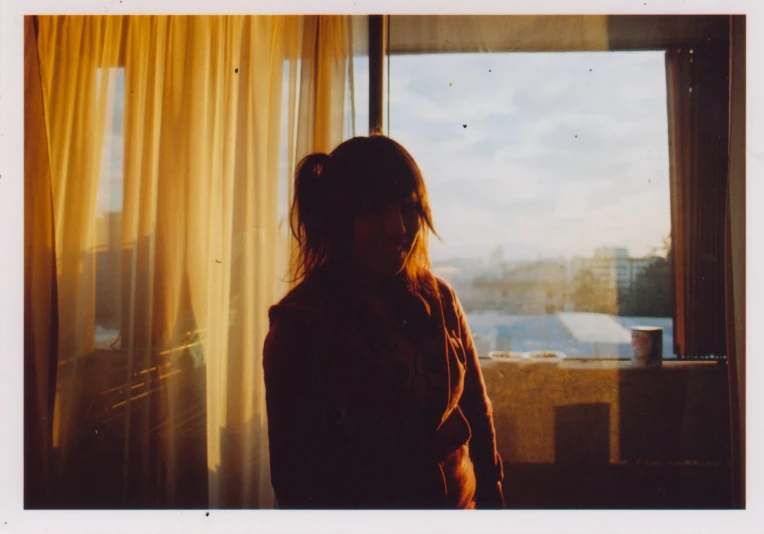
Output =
[
  {"x1": 386, "y1": 51, "x2": 672, "y2": 262},
  {"x1": 96, "y1": 67, "x2": 126, "y2": 217}
]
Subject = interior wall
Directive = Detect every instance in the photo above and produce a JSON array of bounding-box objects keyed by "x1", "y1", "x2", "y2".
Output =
[
  {"x1": 389, "y1": 15, "x2": 729, "y2": 54},
  {"x1": 481, "y1": 361, "x2": 732, "y2": 508},
  {"x1": 605, "y1": 15, "x2": 728, "y2": 49}
]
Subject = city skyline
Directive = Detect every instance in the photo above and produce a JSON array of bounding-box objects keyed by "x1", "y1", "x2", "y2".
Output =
[{"x1": 428, "y1": 238, "x2": 670, "y2": 264}]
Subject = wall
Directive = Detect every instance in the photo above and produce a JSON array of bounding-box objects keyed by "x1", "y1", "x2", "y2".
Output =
[
  {"x1": 481, "y1": 359, "x2": 732, "y2": 508},
  {"x1": 389, "y1": 15, "x2": 729, "y2": 54}
]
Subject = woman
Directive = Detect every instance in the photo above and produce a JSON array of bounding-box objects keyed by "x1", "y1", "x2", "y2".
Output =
[{"x1": 263, "y1": 135, "x2": 504, "y2": 509}]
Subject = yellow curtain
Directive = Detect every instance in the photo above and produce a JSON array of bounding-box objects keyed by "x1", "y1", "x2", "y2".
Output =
[
  {"x1": 35, "y1": 14, "x2": 126, "y2": 477},
  {"x1": 28, "y1": 14, "x2": 360, "y2": 508},
  {"x1": 295, "y1": 16, "x2": 351, "y2": 154},
  {"x1": 24, "y1": 15, "x2": 58, "y2": 508}
]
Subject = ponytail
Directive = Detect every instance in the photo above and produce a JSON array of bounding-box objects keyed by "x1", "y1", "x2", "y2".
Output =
[{"x1": 290, "y1": 152, "x2": 332, "y2": 281}]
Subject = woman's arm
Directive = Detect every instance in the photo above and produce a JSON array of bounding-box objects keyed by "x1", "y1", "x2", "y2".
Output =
[
  {"x1": 262, "y1": 312, "x2": 344, "y2": 508},
  {"x1": 448, "y1": 286, "x2": 505, "y2": 509}
]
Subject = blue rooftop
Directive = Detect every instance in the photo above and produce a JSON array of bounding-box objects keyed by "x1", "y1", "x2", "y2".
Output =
[{"x1": 465, "y1": 311, "x2": 675, "y2": 358}]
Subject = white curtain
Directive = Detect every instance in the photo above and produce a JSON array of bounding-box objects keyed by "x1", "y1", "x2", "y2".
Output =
[{"x1": 26, "y1": 14, "x2": 364, "y2": 508}]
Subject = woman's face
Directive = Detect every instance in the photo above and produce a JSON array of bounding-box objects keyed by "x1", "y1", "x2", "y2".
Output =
[{"x1": 350, "y1": 194, "x2": 421, "y2": 278}]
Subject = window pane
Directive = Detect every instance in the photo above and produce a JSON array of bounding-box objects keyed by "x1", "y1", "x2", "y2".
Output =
[
  {"x1": 389, "y1": 52, "x2": 675, "y2": 358},
  {"x1": 94, "y1": 67, "x2": 125, "y2": 349}
]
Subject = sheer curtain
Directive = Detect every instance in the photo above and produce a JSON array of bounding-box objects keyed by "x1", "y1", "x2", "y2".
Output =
[
  {"x1": 25, "y1": 14, "x2": 364, "y2": 509},
  {"x1": 32, "y1": 17, "x2": 126, "y2": 506},
  {"x1": 23, "y1": 15, "x2": 58, "y2": 508}
]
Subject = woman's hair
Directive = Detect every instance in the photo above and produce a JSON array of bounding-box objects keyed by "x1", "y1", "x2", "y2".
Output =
[{"x1": 290, "y1": 134, "x2": 440, "y2": 300}]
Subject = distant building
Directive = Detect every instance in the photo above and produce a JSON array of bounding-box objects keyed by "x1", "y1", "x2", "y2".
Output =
[
  {"x1": 456, "y1": 259, "x2": 568, "y2": 314},
  {"x1": 436, "y1": 246, "x2": 662, "y2": 315},
  {"x1": 627, "y1": 256, "x2": 656, "y2": 287},
  {"x1": 590, "y1": 246, "x2": 630, "y2": 291},
  {"x1": 488, "y1": 246, "x2": 505, "y2": 266}
]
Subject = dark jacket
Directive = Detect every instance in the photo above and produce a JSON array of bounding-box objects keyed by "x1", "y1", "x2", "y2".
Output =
[{"x1": 263, "y1": 270, "x2": 504, "y2": 509}]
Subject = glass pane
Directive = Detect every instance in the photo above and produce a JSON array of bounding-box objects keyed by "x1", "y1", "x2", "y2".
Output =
[
  {"x1": 94, "y1": 67, "x2": 125, "y2": 350},
  {"x1": 389, "y1": 51, "x2": 675, "y2": 359}
]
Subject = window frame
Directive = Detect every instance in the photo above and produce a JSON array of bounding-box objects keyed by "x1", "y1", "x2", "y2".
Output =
[{"x1": 379, "y1": 14, "x2": 732, "y2": 362}]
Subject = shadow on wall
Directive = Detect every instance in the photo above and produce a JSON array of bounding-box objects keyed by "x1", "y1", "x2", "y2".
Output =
[
  {"x1": 33, "y1": 351, "x2": 731, "y2": 509},
  {"x1": 43, "y1": 357, "x2": 274, "y2": 511},
  {"x1": 43, "y1": 357, "x2": 210, "y2": 509},
  {"x1": 39, "y1": 227, "x2": 275, "y2": 509}
]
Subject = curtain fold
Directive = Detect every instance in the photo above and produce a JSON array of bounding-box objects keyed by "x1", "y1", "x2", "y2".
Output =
[
  {"x1": 295, "y1": 15, "x2": 351, "y2": 157},
  {"x1": 23, "y1": 15, "x2": 59, "y2": 509},
  {"x1": 725, "y1": 15, "x2": 745, "y2": 509},
  {"x1": 35, "y1": 14, "x2": 126, "y2": 478},
  {"x1": 665, "y1": 44, "x2": 729, "y2": 359},
  {"x1": 27, "y1": 14, "x2": 360, "y2": 509}
]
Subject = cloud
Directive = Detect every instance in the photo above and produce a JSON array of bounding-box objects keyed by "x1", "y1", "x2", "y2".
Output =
[{"x1": 389, "y1": 50, "x2": 671, "y2": 260}]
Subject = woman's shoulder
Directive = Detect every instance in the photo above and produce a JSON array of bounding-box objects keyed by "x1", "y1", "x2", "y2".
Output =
[
  {"x1": 264, "y1": 271, "x2": 358, "y2": 372},
  {"x1": 422, "y1": 272, "x2": 467, "y2": 326},
  {"x1": 432, "y1": 274, "x2": 454, "y2": 293},
  {"x1": 270, "y1": 272, "x2": 330, "y2": 317},
  {"x1": 264, "y1": 274, "x2": 336, "y2": 368},
  {"x1": 424, "y1": 271, "x2": 457, "y2": 304},
  {"x1": 268, "y1": 269, "x2": 354, "y2": 337}
]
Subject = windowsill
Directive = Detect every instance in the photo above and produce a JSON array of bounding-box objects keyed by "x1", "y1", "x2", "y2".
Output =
[
  {"x1": 560, "y1": 358, "x2": 721, "y2": 369},
  {"x1": 480, "y1": 358, "x2": 723, "y2": 370},
  {"x1": 480, "y1": 350, "x2": 731, "y2": 506}
]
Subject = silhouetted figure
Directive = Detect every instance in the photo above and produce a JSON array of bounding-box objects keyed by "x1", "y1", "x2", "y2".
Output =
[{"x1": 263, "y1": 135, "x2": 504, "y2": 509}]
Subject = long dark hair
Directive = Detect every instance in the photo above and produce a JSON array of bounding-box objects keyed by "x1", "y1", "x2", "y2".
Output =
[{"x1": 290, "y1": 135, "x2": 440, "y2": 301}]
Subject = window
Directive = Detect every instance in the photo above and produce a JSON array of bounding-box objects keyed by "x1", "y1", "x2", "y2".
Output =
[
  {"x1": 94, "y1": 67, "x2": 126, "y2": 349},
  {"x1": 389, "y1": 51, "x2": 675, "y2": 359}
]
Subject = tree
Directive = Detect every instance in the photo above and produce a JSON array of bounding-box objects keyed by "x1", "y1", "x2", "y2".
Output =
[{"x1": 618, "y1": 237, "x2": 673, "y2": 317}]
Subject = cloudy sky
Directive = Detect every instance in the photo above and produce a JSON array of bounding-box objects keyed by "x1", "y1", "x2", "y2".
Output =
[
  {"x1": 96, "y1": 67, "x2": 126, "y2": 218},
  {"x1": 386, "y1": 51, "x2": 672, "y2": 262}
]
